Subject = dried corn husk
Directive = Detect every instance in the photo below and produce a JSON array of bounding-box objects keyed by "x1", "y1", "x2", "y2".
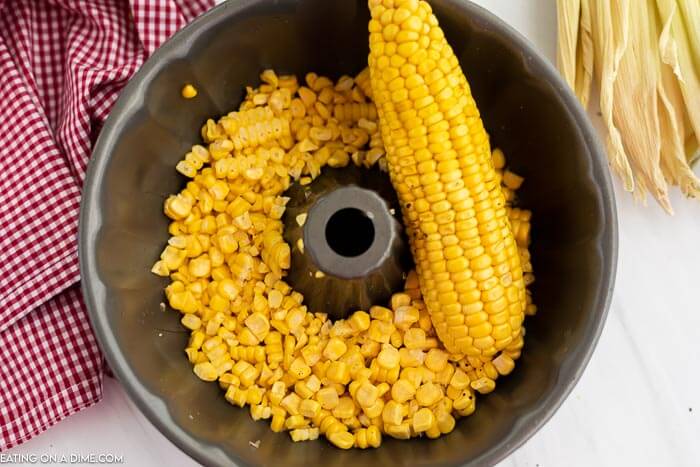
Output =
[
  {"x1": 676, "y1": 0, "x2": 700, "y2": 69},
  {"x1": 589, "y1": 0, "x2": 635, "y2": 192},
  {"x1": 557, "y1": 0, "x2": 580, "y2": 88},
  {"x1": 657, "y1": 0, "x2": 700, "y2": 142},
  {"x1": 657, "y1": 4, "x2": 700, "y2": 198},
  {"x1": 557, "y1": 0, "x2": 700, "y2": 213},
  {"x1": 575, "y1": 0, "x2": 594, "y2": 108}
]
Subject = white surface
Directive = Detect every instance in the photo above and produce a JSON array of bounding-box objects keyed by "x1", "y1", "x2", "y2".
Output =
[{"x1": 9, "y1": 0, "x2": 700, "y2": 465}]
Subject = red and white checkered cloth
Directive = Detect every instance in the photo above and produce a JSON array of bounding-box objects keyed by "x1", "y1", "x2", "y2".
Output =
[{"x1": 0, "y1": 0, "x2": 213, "y2": 451}]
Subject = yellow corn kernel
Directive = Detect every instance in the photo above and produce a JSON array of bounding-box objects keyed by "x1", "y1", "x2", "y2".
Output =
[
  {"x1": 285, "y1": 307, "x2": 306, "y2": 333},
  {"x1": 425, "y1": 420, "x2": 442, "y2": 439},
  {"x1": 193, "y1": 362, "x2": 217, "y2": 382},
  {"x1": 319, "y1": 414, "x2": 343, "y2": 434},
  {"x1": 450, "y1": 368, "x2": 471, "y2": 390},
  {"x1": 299, "y1": 399, "x2": 322, "y2": 419},
  {"x1": 208, "y1": 293, "x2": 229, "y2": 313},
  {"x1": 503, "y1": 170, "x2": 524, "y2": 190},
  {"x1": 391, "y1": 379, "x2": 416, "y2": 403},
  {"x1": 232, "y1": 360, "x2": 259, "y2": 387},
  {"x1": 415, "y1": 383, "x2": 443, "y2": 407},
  {"x1": 269, "y1": 381, "x2": 286, "y2": 405},
  {"x1": 216, "y1": 278, "x2": 238, "y2": 301},
  {"x1": 294, "y1": 380, "x2": 314, "y2": 399},
  {"x1": 247, "y1": 385, "x2": 264, "y2": 405},
  {"x1": 270, "y1": 413, "x2": 286, "y2": 432},
  {"x1": 492, "y1": 353, "x2": 515, "y2": 376},
  {"x1": 355, "y1": 381, "x2": 379, "y2": 408},
  {"x1": 161, "y1": 245, "x2": 187, "y2": 271},
  {"x1": 471, "y1": 377, "x2": 496, "y2": 394},
  {"x1": 290, "y1": 427, "x2": 319, "y2": 442},
  {"x1": 317, "y1": 387, "x2": 340, "y2": 410},
  {"x1": 412, "y1": 407, "x2": 435, "y2": 433},
  {"x1": 289, "y1": 357, "x2": 312, "y2": 380},
  {"x1": 354, "y1": 428, "x2": 370, "y2": 449},
  {"x1": 424, "y1": 349, "x2": 449, "y2": 373},
  {"x1": 436, "y1": 408, "x2": 456, "y2": 434},
  {"x1": 188, "y1": 255, "x2": 211, "y2": 278},
  {"x1": 164, "y1": 194, "x2": 193, "y2": 220},
  {"x1": 453, "y1": 388, "x2": 476, "y2": 411},
  {"x1": 363, "y1": 398, "x2": 385, "y2": 419},
  {"x1": 332, "y1": 396, "x2": 357, "y2": 420},
  {"x1": 225, "y1": 386, "x2": 248, "y2": 407},
  {"x1": 307, "y1": 409, "x2": 327, "y2": 430},
  {"x1": 298, "y1": 344, "x2": 321, "y2": 366},
  {"x1": 285, "y1": 414, "x2": 307, "y2": 430},
  {"x1": 345, "y1": 416, "x2": 362, "y2": 431},
  {"x1": 189, "y1": 331, "x2": 205, "y2": 350},
  {"x1": 181, "y1": 84, "x2": 198, "y2": 99},
  {"x1": 306, "y1": 375, "x2": 322, "y2": 392},
  {"x1": 267, "y1": 289, "x2": 284, "y2": 309},
  {"x1": 390, "y1": 293, "x2": 411, "y2": 310},
  {"x1": 238, "y1": 328, "x2": 260, "y2": 346},
  {"x1": 326, "y1": 361, "x2": 350, "y2": 385},
  {"x1": 403, "y1": 328, "x2": 426, "y2": 349},
  {"x1": 281, "y1": 393, "x2": 302, "y2": 415},
  {"x1": 245, "y1": 312, "x2": 270, "y2": 341},
  {"x1": 323, "y1": 338, "x2": 348, "y2": 361},
  {"x1": 349, "y1": 311, "x2": 371, "y2": 332},
  {"x1": 181, "y1": 314, "x2": 201, "y2": 331},
  {"x1": 400, "y1": 367, "x2": 423, "y2": 389},
  {"x1": 393, "y1": 305, "x2": 420, "y2": 330},
  {"x1": 367, "y1": 320, "x2": 395, "y2": 343},
  {"x1": 327, "y1": 430, "x2": 354, "y2": 450},
  {"x1": 377, "y1": 345, "x2": 400, "y2": 369},
  {"x1": 151, "y1": 260, "x2": 169, "y2": 276},
  {"x1": 360, "y1": 340, "x2": 381, "y2": 359},
  {"x1": 436, "y1": 363, "x2": 455, "y2": 386},
  {"x1": 492, "y1": 148, "x2": 506, "y2": 169},
  {"x1": 250, "y1": 404, "x2": 272, "y2": 421},
  {"x1": 382, "y1": 400, "x2": 405, "y2": 426},
  {"x1": 370, "y1": 306, "x2": 393, "y2": 322},
  {"x1": 419, "y1": 366, "x2": 436, "y2": 384},
  {"x1": 385, "y1": 422, "x2": 411, "y2": 440},
  {"x1": 185, "y1": 348, "x2": 199, "y2": 364},
  {"x1": 364, "y1": 425, "x2": 381, "y2": 448},
  {"x1": 399, "y1": 348, "x2": 425, "y2": 368}
]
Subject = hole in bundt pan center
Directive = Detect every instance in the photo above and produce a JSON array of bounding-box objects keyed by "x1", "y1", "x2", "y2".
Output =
[{"x1": 325, "y1": 208, "x2": 375, "y2": 257}]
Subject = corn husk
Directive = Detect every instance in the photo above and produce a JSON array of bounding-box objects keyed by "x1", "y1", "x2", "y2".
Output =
[
  {"x1": 615, "y1": 0, "x2": 671, "y2": 209},
  {"x1": 676, "y1": 0, "x2": 700, "y2": 70},
  {"x1": 575, "y1": 0, "x2": 594, "y2": 108},
  {"x1": 557, "y1": 0, "x2": 700, "y2": 212},
  {"x1": 688, "y1": 136, "x2": 699, "y2": 166},
  {"x1": 656, "y1": 3, "x2": 700, "y2": 198},
  {"x1": 589, "y1": 0, "x2": 635, "y2": 192},
  {"x1": 657, "y1": 0, "x2": 700, "y2": 143},
  {"x1": 556, "y1": 0, "x2": 581, "y2": 89}
]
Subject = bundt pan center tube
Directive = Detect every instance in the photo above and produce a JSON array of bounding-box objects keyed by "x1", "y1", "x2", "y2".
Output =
[
  {"x1": 283, "y1": 166, "x2": 412, "y2": 320},
  {"x1": 78, "y1": 0, "x2": 617, "y2": 466}
]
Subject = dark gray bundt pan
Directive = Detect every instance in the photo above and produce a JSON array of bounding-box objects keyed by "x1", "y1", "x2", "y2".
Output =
[{"x1": 79, "y1": 1, "x2": 618, "y2": 465}]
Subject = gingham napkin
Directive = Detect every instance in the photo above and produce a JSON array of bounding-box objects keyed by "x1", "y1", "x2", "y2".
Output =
[{"x1": 0, "y1": 0, "x2": 213, "y2": 451}]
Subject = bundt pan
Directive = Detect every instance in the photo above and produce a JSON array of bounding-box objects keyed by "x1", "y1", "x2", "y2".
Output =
[{"x1": 79, "y1": 0, "x2": 618, "y2": 466}]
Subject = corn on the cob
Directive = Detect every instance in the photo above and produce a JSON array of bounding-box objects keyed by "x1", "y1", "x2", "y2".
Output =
[{"x1": 367, "y1": 0, "x2": 526, "y2": 356}]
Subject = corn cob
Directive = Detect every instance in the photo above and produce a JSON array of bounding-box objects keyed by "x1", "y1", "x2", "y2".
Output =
[{"x1": 367, "y1": 0, "x2": 526, "y2": 356}]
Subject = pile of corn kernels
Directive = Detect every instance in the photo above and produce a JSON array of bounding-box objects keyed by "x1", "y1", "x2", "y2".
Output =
[{"x1": 152, "y1": 70, "x2": 535, "y2": 449}]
